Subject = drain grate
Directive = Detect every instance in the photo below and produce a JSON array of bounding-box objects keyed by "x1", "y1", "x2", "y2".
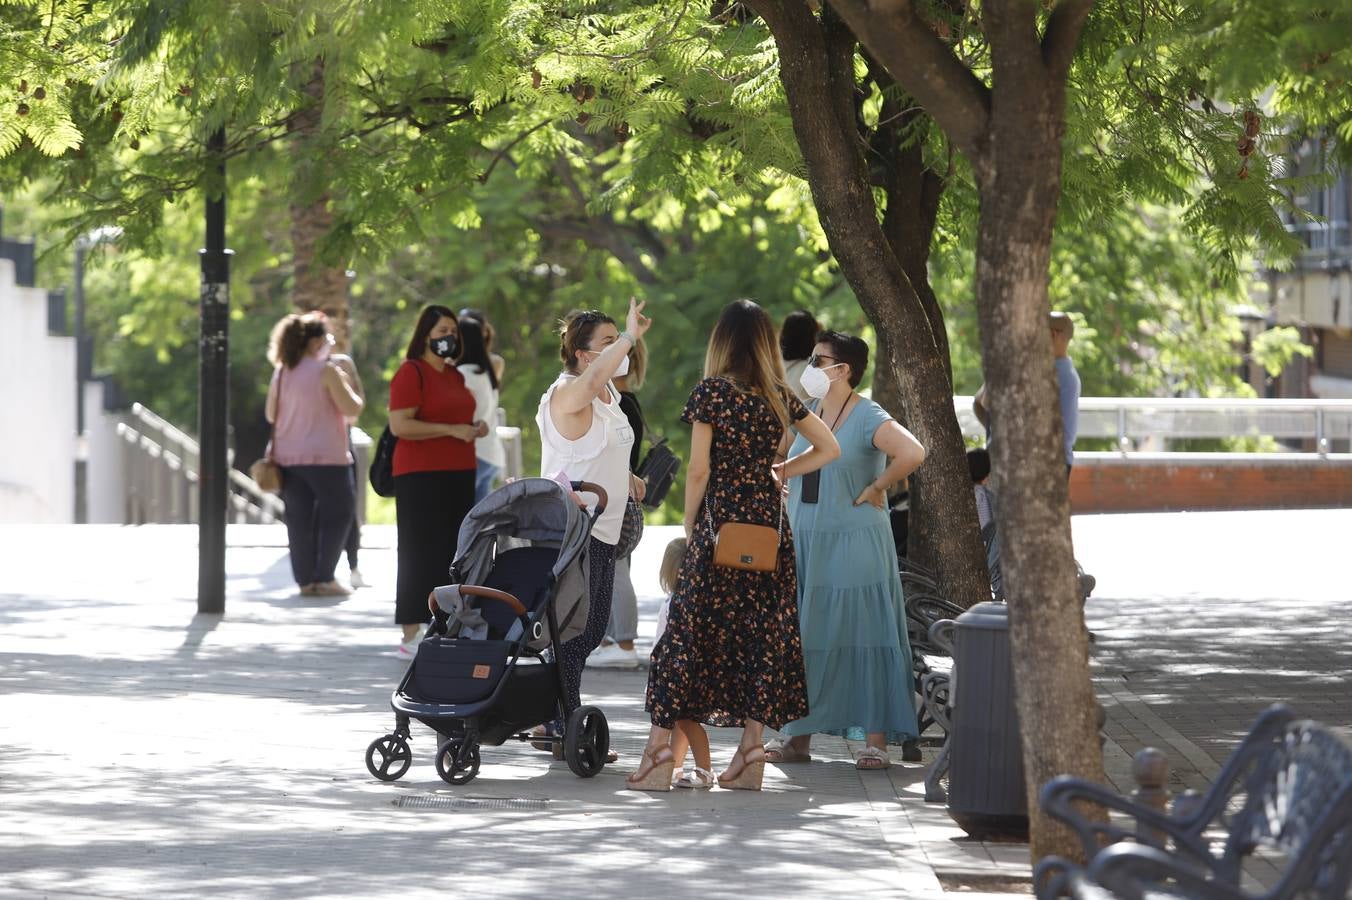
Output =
[{"x1": 394, "y1": 795, "x2": 551, "y2": 811}]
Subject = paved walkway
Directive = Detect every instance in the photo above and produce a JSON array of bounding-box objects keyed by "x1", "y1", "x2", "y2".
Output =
[{"x1": 0, "y1": 509, "x2": 1347, "y2": 898}]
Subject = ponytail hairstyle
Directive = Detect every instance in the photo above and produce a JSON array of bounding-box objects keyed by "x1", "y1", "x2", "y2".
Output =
[
  {"x1": 625, "y1": 336, "x2": 648, "y2": 390},
  {"x1": 704, "y1": 299, "x2": 792, "y2": 428},
  {"x1": 558, "y1": 309, "x2": 616, "y2": 374},
  {"x1": 267, "y1": 310, "x2": 328, "y2": 369}
]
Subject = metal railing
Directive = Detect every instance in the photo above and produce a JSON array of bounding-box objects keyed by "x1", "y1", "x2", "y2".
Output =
[
  {"x1": 116, "y1": 403, "x2": 526, "y2": 526},
  {"x1": 953, "y1": 396, "x2": 1352, "y2": 456},
  {"x1": 117, "y1": 403, "x2": 285, "y2": 524}
]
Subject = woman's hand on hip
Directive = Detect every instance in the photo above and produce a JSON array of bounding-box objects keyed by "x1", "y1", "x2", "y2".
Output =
[
  {"x1": 853, "y1": 482, "x2": 887, "y2": 509},
  {"x1": 629, "y1": 472, "x2": 646, "y2": 502}
]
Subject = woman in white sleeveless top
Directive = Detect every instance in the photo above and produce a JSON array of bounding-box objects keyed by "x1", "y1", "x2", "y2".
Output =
[{"x1": 534, "y1": 299, "x2": 652, "y2": 742}]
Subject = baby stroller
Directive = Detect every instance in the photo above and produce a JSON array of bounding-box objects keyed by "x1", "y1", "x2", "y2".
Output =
[{"x1": 364, "y1": 478, "x2": 611, "y2": 786}]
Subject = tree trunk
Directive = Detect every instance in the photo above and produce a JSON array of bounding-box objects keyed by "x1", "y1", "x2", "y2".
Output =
[
  {"x1": 972, "y1": 64, "x2": 1104, "y2": 866},
  {"x1": 747, "y1": 0, "x2": 990, "y2": 610},
  {"x1": 873, "y1": 93, "x2": 965, "y2": 577},
  {"x1": 289, "y1": 60, "x2": 352, "y2": 351}
]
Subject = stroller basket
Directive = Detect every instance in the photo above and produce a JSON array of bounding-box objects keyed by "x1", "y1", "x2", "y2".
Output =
[{"x1": 413, "y1": 638, "x2": 511, "y2": 705}]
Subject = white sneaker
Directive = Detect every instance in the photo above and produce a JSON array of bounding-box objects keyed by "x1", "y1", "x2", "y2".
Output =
[
  {"x1": 586, "y1": 643, "x2": 639, "y2": 669},
  {"x1": 396, "y1": 629, "x2": 423, "y2": 658},
  {"x1": 349, "y1": 568, "x2": 369, "y2": 589}
]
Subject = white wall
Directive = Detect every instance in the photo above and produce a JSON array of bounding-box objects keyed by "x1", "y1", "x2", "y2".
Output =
[
  {"x1": 0, "y1": 259, "x2": 77, "y2": 523},
  {"x1": 85, "y1": 381, "x2": 127, "y2": 523}
]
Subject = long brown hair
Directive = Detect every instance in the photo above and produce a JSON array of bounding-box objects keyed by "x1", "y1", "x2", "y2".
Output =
[
  {"x1": 267, "y1": 311, "x2": 328, "y2": 369},
  {"x1": 404, "y1": 304, "x2": 457, "y2": 361},
  {"x1": 704, "y1": 299, "x2": 792, "y2": 428}
]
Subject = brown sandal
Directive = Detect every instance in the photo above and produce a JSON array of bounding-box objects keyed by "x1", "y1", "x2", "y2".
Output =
[
  {"x1": 626, "y1": 744, "x2": 675, "y2": 792},
  {"x1": 719, "y1": 744, "x2": 767, "y2": 791}
]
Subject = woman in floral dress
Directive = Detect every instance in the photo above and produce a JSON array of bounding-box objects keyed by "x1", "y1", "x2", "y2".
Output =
[{"x1": 631, "y1": 299, "x2": 840, "y2": 792}]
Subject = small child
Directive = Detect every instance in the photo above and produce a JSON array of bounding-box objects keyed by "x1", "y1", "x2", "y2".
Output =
[{"x1": 656, "y1": 537, "x2": 714, "y2": 790}]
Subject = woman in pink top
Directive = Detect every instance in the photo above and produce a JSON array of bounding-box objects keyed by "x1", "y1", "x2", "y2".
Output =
[{"x1": 265, "y1": 312, "x2": 365, "y2": 597}]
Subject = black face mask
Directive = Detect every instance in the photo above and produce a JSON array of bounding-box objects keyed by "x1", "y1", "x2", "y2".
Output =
[{"x1": 430, "y1": 335, "x2": 458, "y2": 359}]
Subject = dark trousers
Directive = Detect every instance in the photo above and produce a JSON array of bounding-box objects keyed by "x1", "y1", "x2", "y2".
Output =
[
  {"x1": 345, "y1": 457, "x2": 360, "y2": 570},
  {"x1": 280, "y1": 464, "x2": 356, "y2": 586},
  {"x1": 551, "y1": 537, "x2": 617, "y2": 732},
  {"x1": 394, "y1": 469, "x2": 476, "y2": 625}
]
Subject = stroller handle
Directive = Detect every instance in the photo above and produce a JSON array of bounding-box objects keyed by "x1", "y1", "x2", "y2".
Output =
[
  {"x1": 429, "y1": 586, "x2": 528, "y2": 618},
  {"x1": 570, "y1": 480, "x2": 608, "y2": 517}
]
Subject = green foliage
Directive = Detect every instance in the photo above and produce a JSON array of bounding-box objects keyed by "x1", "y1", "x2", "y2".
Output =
[
  {"x1": 935, "y1": 201, "x2": 1256, "y2": 400},
  {"x1": 1250, "y1": 325, "x2": 1313, "y2": 377},
  {"x1": 4, "y1": 0, "x2": 1348, "y2": 531}
]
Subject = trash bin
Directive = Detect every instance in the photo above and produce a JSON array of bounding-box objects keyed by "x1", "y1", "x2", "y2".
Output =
[{"x1": 946, "y1": 601, "x2": 1028, "y2": 840}]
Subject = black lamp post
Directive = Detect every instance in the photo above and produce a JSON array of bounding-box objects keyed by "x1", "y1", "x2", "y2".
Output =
[{"x1": 198, "y1": 127, "x2": 233, "y2": 614}]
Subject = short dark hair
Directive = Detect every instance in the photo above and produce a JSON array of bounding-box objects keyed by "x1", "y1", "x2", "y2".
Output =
[
  {"x1": 779, "y1": 310, "x2": 820, "y2": 361},
  {"x1": 967, "y1": 448, "x2": 991, "y2": 483},
  {"x1": 404, "y1": 305, "x2": 457, "y2": 360},
  {"x1": 813, "y1": 330, "x2": 869, "y2": 388}
]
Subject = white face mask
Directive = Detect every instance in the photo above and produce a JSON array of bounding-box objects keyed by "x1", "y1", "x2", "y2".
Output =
[
  {"x1": 586, "y1": 349, "x2": 629, "y2": 378},
  {"x1": 799, "y1": 363, "x2": 842, "y2": 400}
]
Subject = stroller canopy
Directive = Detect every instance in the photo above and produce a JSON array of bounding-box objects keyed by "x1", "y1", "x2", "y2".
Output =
[{"x1": 449, "y1": 478, "x2": 596, "y2": 648}]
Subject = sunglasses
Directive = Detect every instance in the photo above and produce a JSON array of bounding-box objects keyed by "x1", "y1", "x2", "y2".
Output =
[{"x1": 808, "y1": 353, "x2": 841, "y2": 368}]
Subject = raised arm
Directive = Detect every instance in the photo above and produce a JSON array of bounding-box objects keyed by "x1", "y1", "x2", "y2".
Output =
[{"x1": 551, "y1": 298, "x2": 651, "y2": 415}]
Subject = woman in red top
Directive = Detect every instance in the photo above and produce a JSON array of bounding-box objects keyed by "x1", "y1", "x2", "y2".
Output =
[{"x1": 388, "y1": 305, "x2": 488, "y2": 656}]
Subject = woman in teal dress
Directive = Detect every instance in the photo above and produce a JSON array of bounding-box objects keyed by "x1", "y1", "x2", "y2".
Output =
[{"x1": 766, "y1": 331, "x2": 927, "y2": 770}]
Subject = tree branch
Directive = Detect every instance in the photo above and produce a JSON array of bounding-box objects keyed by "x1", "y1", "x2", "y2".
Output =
[
  {"x1": 1042, "y1": 0, "x2": 1094, "y2": 80},
  {"x1": 826, "y1": 0, "x2": 991, "y2": 162},
  {"x1": 532, "y1": 217, "x2": 661, "y2": 284}
]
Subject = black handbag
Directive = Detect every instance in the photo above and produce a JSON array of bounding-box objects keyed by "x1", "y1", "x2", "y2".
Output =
[
  {"x1": 369, "y1": 425, "x2": 398, "y2": 498},
  {"x1": 636, "y1": 433, "x2": 681, "y2": 509},
  {"x1": 369, "y1": 361, "x2": 422, "y2": 498}
]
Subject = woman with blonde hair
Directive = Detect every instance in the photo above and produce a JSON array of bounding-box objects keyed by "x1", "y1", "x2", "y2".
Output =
[
  {"x1": 630, "y1": 298, "x2": 840, "y2": 792},
  {"x1": 265, "y1": 311, "x2": 364, "y2": 596}
]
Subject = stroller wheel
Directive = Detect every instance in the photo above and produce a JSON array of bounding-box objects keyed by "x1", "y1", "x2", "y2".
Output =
[
  {"x1": 564, "y1": 705, "x2": 609, "y2": 778},
  {"x1": 366, "y1": 734, "x2": 412, "y2": 782},
  {"x1": 435, "y1": 738, "x2": 481, "y2": 785}
]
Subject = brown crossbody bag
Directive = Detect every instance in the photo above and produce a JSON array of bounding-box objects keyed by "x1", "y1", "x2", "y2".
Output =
[{"x1": 704, "y1": 492, "x2": 784, "y2": 572}]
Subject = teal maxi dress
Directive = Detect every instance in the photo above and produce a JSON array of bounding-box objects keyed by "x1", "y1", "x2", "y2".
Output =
[{"x1": 781, "y1": 396, "x2": 920, "y2": 743}]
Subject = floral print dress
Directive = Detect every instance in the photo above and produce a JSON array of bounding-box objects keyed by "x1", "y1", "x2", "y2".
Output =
[{"x1": 645, "y1": 377, "x2": 810, "y2": 730}]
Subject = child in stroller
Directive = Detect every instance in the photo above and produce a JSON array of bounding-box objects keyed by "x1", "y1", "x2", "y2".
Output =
[{"x1": 365, "y1": 478, "x2": 611, "y2": 785}]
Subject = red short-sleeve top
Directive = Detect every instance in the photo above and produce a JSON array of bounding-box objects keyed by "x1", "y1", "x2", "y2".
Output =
[{"x1": 389, "y1": 359, "x2": 477, "y2": 476}]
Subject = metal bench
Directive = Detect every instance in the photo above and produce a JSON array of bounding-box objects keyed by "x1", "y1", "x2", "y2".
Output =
[{"x1": 1034, "y1": 704, "x2": 1352, "y2": 899}]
